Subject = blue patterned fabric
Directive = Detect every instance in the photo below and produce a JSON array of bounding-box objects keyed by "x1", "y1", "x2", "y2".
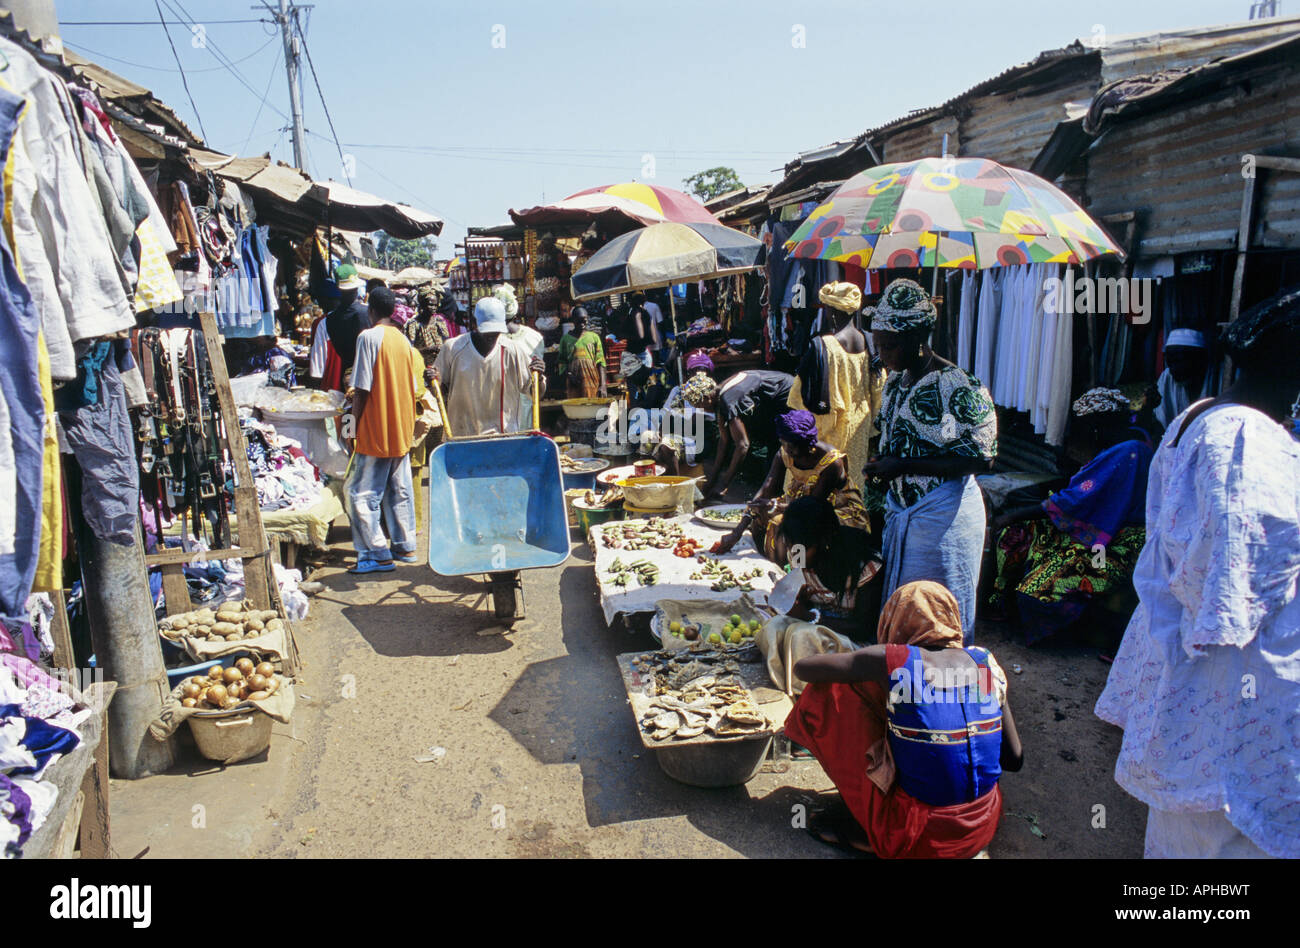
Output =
[
  {"x1": 0, "y1": 704, "x2": 80, "y2": 776},
  {"x1": 1043, "y1": 439, "x2": 1153, "y2": 548}
]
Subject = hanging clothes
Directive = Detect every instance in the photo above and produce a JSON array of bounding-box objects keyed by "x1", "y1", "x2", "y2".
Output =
[
  {"x1": 972, "y1": 268, "x2": 1002, "y2": 392},
  {"x1": 0, "y1": 37, "x2": 137, "y2": 382},
  {"x1": 0, "y1": 83, "x2": 46, "y2": 618},
  {"x1": 956, "y1": 270, "x2": 977, "y2": 372},
  {"x1": 31, "y1": 335, "x2": 61, "y2": 594},
  {"x1": 57, "y1": 341, "x2": 140, "y2": 546},
  {"x1": 1044, "y1": 303, "x2": 1073, "y2": 446}
]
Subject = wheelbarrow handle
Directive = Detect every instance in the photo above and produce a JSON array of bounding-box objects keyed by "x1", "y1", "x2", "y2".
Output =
[
  {"x1": 431, "y1": 370, "x2": 545, "y2": 443},
  {"x1": 532, "y1": 370, "x2": 541, "y2": 432},
  {"x1": 432, "y1": 376, "x2": 453, "y2": 440}
]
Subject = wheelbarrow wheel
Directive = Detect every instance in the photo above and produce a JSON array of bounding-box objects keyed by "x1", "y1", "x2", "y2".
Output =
[{"x1": 489, "y1": 571, "x2": 525, "y2": 624}]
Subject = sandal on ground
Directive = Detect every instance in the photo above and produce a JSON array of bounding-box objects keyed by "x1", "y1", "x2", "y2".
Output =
[
  {"x1": 393, "y1": 552, "x2": 419, "y2": 564},
  {"x1": 349, "y1": 558, "x2": 396, "y2": 574},
  {"x1": 807, "y1": 810, "x2": 875, "y2": 856}
]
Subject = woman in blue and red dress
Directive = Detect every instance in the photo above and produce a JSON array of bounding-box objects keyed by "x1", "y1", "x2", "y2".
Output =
[{"x1": 786, "y1": 580, "x2": 1023, "y2": 857}]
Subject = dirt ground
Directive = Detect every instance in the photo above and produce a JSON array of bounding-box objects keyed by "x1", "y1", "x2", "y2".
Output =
[{"x1": 110, "y1": 484, "x2": 1145, "y2": 859}]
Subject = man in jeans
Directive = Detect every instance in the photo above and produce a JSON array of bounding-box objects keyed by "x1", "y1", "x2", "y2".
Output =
[{"x1": 345, "y1": 287, "x2": 424, "y2": 573}]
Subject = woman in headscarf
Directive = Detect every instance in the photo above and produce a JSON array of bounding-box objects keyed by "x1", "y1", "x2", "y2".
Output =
[
  {"x1": 712, "y1": 410, "x2": 871, "y2": 566},
  {"x1": 1096, "y1": 286, "x2": 1300, "y2": 859},
  {"x1": 788, "y1": 281, "x2": 886, "y2": 494},
  {"x1": 406, "y1": 285, "x2": 454, "y2": 391},
  {"x1": 989, "y1": 387, "x2": 1154, "y2": 648},
  {"x1": 685, "y1": 369, "x2": 796, "y2": 503},
  {"x1": 785, "y1": 579, "x2": 1022, "y2": 857},
  {"x1": 866, "y1": 279, "x2": 996, "y2": 645},
  {"x1": 665, "y1": 350, "x2": 715, "y2": 411},
  {"x1": 630, "y1": 350, "x2": 716, "y2": 474},
  {"x1": 556, "y1": 306, "x2": 606, "y2": 398}
]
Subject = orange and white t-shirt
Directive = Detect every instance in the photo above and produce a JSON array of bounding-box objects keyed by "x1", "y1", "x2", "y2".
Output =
[{"x1": 352, "y1": 325, "x2": 423, "y2": 458}]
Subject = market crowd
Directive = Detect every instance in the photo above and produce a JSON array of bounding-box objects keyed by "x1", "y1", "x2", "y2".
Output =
[{"x1": 305, "y1": 258, "x2": 1300, "y2": 862}]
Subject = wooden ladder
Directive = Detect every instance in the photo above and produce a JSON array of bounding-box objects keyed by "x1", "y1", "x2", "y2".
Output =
[{"x1": 141, "y1": 312, "x2": 300, "y2": 675}]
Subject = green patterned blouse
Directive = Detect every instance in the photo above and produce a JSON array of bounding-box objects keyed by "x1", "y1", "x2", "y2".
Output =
[{"x1": 876, "y1": 363, "x2": 997, "y2": 508}]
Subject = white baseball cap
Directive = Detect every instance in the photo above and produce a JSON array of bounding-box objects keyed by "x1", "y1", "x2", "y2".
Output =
[{"x1": 473, "y1": 297, "x2": 508, "y2": 334}]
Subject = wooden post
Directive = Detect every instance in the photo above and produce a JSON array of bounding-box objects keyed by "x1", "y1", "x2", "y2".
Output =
[
  {"x1": 49, "y1": 589, "x2": 75, "y2": 671},
  {"x1": 160, "y1": 563, "x2": 191, "y2": 617},
  {"x1": 1228, "y1": 175, "x2": 1256, "y2": 326},
  {"x1": 1229, "y1": 156, "x2": 1300, "y2": 325},
  {"x1": 77, "y1": 704, "x2": 111, "y2": 859}
]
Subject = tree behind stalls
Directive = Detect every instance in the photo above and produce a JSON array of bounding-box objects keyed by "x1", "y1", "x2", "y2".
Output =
[
  {"x1": 376, "y1": 233, "x2": 437, "y2": 270},
  {"x1": 683, "y1": 167, "x2": 744, "y2": 202}
]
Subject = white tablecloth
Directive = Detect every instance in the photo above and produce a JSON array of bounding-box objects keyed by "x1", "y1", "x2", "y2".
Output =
[{"x1": 590, "y1": 514, "x2": 782, "y2": 624}]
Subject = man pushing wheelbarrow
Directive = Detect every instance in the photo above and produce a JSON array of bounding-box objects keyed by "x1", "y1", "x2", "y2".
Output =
[{"x1": 429, "y1": 296, "x2": 568, "y2": 625}]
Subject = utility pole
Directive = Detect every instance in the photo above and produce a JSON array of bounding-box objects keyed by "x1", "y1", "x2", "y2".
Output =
[{"x1": 269, "y1": 0, "x2": 308, "y2": 172}]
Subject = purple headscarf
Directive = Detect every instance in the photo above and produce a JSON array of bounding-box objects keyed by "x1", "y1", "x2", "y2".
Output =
[
  {"x1": 775, "y1": 409, "x2": 819, "y2": 450},
  {"x1": 685, "y1": 350, "x2": 714, "y2": 374},
  {"x1": 391, "y1": 303, "x2": 416, "y2": 327}
]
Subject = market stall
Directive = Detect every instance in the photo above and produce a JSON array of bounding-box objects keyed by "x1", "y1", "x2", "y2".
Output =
[
  {"x1": 616, "y1": 645, "x2": 791, "y2": 787},
  {"x1": 588, "y1": 514, "x2": 782, "y2": 625}
]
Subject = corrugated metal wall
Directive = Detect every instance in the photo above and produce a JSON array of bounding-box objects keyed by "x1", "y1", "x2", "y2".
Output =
[
  {"x1": 960, "y1": 76, "x2": 1098, "y2": 170},
  {"x1": 878, "y1": 114, "x2": 958, "y2": 164},
  {"x1": 874, "y1": 74, "x2": 1098, "y2": 171},
  {"x1": 1084, "y1": 64, "x2": 1300, "y2": 257}
]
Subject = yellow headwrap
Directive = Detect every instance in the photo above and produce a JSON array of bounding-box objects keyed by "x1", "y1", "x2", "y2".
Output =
[{"x1": 818, "y1": 281, "x2": 862, "y2": 315}]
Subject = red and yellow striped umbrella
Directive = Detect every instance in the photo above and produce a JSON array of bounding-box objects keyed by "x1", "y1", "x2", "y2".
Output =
[{"x1": 511, "y1": 182, "x2": 719, "y2": 231}]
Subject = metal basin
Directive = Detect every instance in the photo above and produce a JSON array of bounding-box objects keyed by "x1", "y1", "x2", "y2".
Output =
[
  {"x1": 427, "y1": 434, "x2": 570, "y2": 575},
  {"x1": 654, "y1": 735, "x2": 773, "y2": 788}
]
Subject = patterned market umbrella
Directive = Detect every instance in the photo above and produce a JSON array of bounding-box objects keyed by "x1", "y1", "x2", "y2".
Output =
[
  {"x1": 570, "y1": 221, "x2": 764, "y2": 381},
  {"x1": 570, "y1": 221, "x2": 763, "y2": 299},
  {"x1": 511, "y1": 182, "x2": 720, "y2": 231},
  {"x1": 784, "y1": 156, "x2": 1124, "y2": 269}
]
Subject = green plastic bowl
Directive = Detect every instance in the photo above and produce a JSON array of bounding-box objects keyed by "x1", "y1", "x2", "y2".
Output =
[{"x1": 574, "y1": 498, "x2": 624, "y2": 538}]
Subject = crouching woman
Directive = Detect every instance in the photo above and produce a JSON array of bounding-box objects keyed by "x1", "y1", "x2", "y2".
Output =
[{"x1": 784, "y1": 581, "x2": 1022, "y2": 858}]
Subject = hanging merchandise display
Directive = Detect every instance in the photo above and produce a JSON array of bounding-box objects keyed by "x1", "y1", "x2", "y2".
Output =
[
  {"x1": 957, "y1": 263, "x2": 1073, "y2": 446},
  {"x1": 131, "y1": 328, "x2": 234, "y2": 554}
]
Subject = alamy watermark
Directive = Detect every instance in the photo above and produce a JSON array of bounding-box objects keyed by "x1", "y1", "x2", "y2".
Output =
[
  {"x1": 1042, "y1": 270, "x2": 1153, "y2": 324},
  {"x1": 594, "y1": 405, "x2": 707, "y2": 456},
  {"x1": 889, "y1": 660, "x2": 1001, "y2": 715}
]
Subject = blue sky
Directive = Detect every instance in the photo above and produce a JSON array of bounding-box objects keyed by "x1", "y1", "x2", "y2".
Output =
[{"x1": 57, "y1": 0, "x2": 1259, "y2": 251}]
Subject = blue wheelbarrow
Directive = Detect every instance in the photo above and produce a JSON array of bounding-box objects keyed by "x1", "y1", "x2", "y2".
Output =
[{"x1": 427, "y1": 376, "x2": 569, "y2": 624}]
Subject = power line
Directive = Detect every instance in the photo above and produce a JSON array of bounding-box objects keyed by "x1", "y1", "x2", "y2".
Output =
[
  {"x1": 291, "y1": 12, "x2": 349, "y2": 184},
  {"x1": 63, "y1": 34, "x2": 276, "y2": 74},
  {"x1": 158, "y1": 0, "x2": 289, "y2": 121},
  {"x1": 342, "y1": 142, "x2": 794, "y2": 158},
  {"x1": 325, "y1": 143, "x2": 773, "y2": 175},
  {"x1": 153, "y1": 0, "x2": 208, "y2": 142},
  {"x1": 240, "y1": 44, "x2": 283, "y2": 155},
  {"x1": 63, "y1": 18, "x2": 269, "y2": 26}
]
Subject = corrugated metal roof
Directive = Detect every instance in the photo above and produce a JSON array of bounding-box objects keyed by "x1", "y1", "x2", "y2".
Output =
[
  {"x1": 864, "y1": 42, "x2": 1094, "y2": 141},
  {"x1": 1085, "y1": 31, "x2": 1300, "y2": 134},
  {"x1": 717, "y1": 186, "x2": 773, "y2": 224},
  {"x1": 768, "y1": 15, "x2": 1300, "y2": 205},
  {"x1": 1097, "y1": 13, "x2": 1300, "y2": 82},
  {"x1": 63, "y1": 48, "x2": 205, "y2": 146},
  {"x1": 1084, "y1": 54, "x2": 1300, "y2": 257},
  {"x1": 767, "y1": 180, "x2": 846, "y2": 209}
]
